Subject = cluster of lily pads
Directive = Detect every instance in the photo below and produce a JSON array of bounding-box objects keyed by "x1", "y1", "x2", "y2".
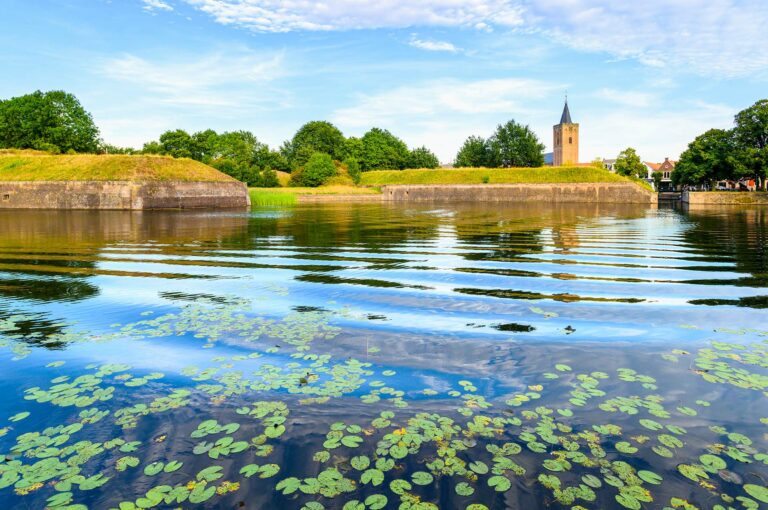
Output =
[{"x1": 0, "y1": 298, "x2": 766, "y2": 509}]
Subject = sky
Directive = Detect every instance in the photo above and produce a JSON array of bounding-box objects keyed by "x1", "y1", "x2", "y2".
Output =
[{"x1": 2, "y1": 0, "x2": 767, "y2": 164}]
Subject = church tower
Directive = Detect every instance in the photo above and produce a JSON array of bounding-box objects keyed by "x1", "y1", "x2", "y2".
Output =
[{"x1": 553, "y1": 99, "x2": 579, "y2": 166}]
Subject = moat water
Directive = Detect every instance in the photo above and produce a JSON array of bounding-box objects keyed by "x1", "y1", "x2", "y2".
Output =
[{"x1": 0, "y1": 203, "x2": 766, "y2": 509}]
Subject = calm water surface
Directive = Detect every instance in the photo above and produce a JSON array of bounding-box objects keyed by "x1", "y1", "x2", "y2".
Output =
[{"x1": 0, "y1": 203, "x2": 766, "y2": 510}]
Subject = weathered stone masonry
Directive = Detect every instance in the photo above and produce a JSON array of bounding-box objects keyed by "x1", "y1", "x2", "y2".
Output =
[
  {"x1": 380, "y1": 183, "x2": 655, "y2": 204},
  {"x1": 0, "y1": 181, "x2": 250, "y2": 209}
]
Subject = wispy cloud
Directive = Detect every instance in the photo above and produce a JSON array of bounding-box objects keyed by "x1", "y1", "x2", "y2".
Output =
[
  {"x1": 524, "y1": 0, "x2": 768, "y2": 77},
  {"x1": 409, "y1": 36, "x2": 459, "y2": 53},
  {"x1": 332, "y1": 78, "x2": 561, "y2": 162},
  {"x1": 101, "y1": 49, "x2": 285, "y2": 107},
  {"x1": 595, "y1": 88, "x2": 656, "y2": 108},
  {"x1": 333, "y1": 78, "x2": 559, "y2": 127},
  {"x1": 142, "y1": 0, "x2": 173, "y2": 12},
  {"x1": 171, "y1": 0, "x2": 768, "y2": 77},
  {"x1": 180, "y1": 0, "x2": 524, "y2": 32}
]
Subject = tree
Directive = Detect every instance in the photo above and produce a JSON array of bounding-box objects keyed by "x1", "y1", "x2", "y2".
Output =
[
  {"x1": 290, "y1": 152, "x2": 337, "y2": 187},
  {"x1": 487, "y1": 120, "x2": 545, "y2": 168},
  {"x1": 157, "y1": 129, "x2": 197, "y2": 159},
  {"x1": 614, "y1": 148, "x2": 647, "y2": 179},
  {"x1": 209, "y1": 130, "x2": 261, "y2": 165},
  {"x1": 672, "y1": 129, "x2": 742, "y2": 188},
  {"x1": 0, "y1": 90, "x2": 100, "y2": 153},
  {"x1": 344, "y1": 157, "x2": 361, "y2": 184},
  {"x1": 360, "y1": 128, "x2": 410, "y2": 170},
  {"x1": 733, "y1": 99, "x2": 768, "y2": 188},
  {"x1": 283, "y1": 121, "x2": 347, "y2": 168},
  {"x1": 407, "y1": 146, "x2": 440, "y2": 169},
  {"x1": 455, "y1": 136, "x2": 491, "y2": 167},
  {"x1": 652, "y1": 171, "x2": 662, "y2": 191}
]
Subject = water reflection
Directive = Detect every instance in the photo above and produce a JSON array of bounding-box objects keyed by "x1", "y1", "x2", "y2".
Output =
[{"x1": 0, "y1": 203, "x2": 766, "y2": 510}]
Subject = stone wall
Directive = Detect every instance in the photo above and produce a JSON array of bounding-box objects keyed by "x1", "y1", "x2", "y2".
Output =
[
  {"x1": 380, "y1": 183, "x2": 655, "y2": 204},
  {"x1": 682, "y1": 191, "x2": 768, "y2": 205},
  {"x1": 0, "y1": 181, "x2": 250, "y2": 210}
]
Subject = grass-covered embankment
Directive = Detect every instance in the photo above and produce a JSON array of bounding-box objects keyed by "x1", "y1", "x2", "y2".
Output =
[
  {"x1": 361, "y1": 166, "x2": 647, "y2": 187},
  {"x1": 0, "y1": 150, "x2": 236, "y2": 182}
]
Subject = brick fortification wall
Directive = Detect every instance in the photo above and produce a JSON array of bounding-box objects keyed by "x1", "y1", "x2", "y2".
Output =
[
  {"x1": 0, "y1": 181, "x2": 250, "y2": 209},
  {"x1": 380, "y1": 183, "x2": 655, "y2": 204}
]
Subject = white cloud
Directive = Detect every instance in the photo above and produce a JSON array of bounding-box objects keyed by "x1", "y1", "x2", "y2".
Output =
[
  {"x1": 409, "y1": 37, "x2": 459, "y2": 53},
  {"x1": 334, "y1": 78, "x2": 559, "y2": 126},
  {"x1": 581, "y1": 103, "x2": 736, "y2": 162},
  {"x1": 181, "y1": 0, "x2": 524, "y2": 32},
  {"x1": 524, "y1": 0, "x2": 768, "y2": 77},
  {"x1": 142, "y1": 0, "x2": 173, "y2": 12},
  {"x1": 333, "y1": 78, "x2": 561, "y2": 162},
  {"x1": 595, "y1": 88, "x2": 656, "y2": 108},
  {"x1": 101, "y1": 50, "x2": 285, "y2": 107},
  {"x1": 174, "y1": 0, "x2": 768, "y2": 77}
]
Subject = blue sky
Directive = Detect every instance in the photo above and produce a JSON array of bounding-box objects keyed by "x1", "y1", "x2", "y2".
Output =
[{"x1": 2, "y1": 0, "x2": 767, "y2": 163}]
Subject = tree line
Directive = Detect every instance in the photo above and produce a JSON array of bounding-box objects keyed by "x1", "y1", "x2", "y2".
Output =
[
  {"x1": 0, "y1": 90, "x2": 443, "y2": 187},
  {"x1": 673, "y1": 99, "x2": 768, "y2": 189}
]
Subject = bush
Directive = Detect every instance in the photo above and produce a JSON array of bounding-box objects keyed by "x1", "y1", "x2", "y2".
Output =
[
  {"x1": 407, "y1": 146, "x2": 440, "y2": 169},
  {"x1": 344, "y1": 157, "x2": 361, "y2": 184},
  {"x1": 32, "y1": 140, "x2": 61, "y2": 154},
  {"x1": 290, "y1": 152, "x2": 337, "y2": 187}
]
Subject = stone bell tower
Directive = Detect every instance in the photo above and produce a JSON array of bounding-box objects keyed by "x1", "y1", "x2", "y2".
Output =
[{"x1": 553, "y1": 98, "x2": 579, "y2": 166}]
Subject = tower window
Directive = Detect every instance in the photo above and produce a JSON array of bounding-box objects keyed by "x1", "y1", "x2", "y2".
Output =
[{"x1": 568, "y1": 137, "x2": 572, "y2": 144}]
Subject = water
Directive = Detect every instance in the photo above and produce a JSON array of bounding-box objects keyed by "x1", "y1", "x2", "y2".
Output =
[{"x1": 0, "y1": 203, "x2": 766, "y2": 510}]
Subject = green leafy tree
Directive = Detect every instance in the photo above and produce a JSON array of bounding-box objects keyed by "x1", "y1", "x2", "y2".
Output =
[
  {"x1": 0, "y1": 90, "x2": 100, "y2": 153},
  {"x1": 652, "y1": 171, "x2": 662, "y2": 191},
  {"x1": 156, "y1": 129, "x2": 198, "y2": 159},
  {"x1": 487, "y1": 120, "x2": 545, "y2": 167},
  {"x1": 290, "y1": 152, "x2": 337, "y2": 187},
  {"x1": 344, "y1": 137, "x2": 364, "y2": 166},
  {"x1": 407, "y1": 146, "x2": 440, "y2": 169},
  {"x1": 455, "y1": 136, "x2": 491, "y2": 167},
  {"x1": 344, "y1": 157, "x2": 362, "y2": 184},
  {"x1": 733, "y1": 99, "x2": 768, "y2": 188},
  {"x1": 254, "y1": 146, "x2": 290, "y2": 172},
  {"x1": 360, "y1": 128, "x2": 410, "y2": 170},
  {"x1": 209, "y1": 131, "x2": 262, "y2": 165},
  {"x1": 614, "y1": 147, "x2": 647, "y2": 179},
  {"x1": 283, "y1": 121, "x2": 347, "y2": 168},
  {"x1": 672, "y1": 129, "x2": 743, "y2": 188}
]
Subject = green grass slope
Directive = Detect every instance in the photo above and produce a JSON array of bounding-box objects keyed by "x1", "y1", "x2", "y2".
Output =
[
  {"x1": 0, "y1": 150, "x2": 236, "y2": 182},
  {"x1": 361, "y1": 166, "x2": 649, "y2": 189}
]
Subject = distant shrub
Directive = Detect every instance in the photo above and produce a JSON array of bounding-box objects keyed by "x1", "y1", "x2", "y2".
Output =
[
  {"x1": 32, "y1": 141, "x2": 61, "y2": 154},
  {"x1": 344, "y1": 157, "x2": 361, "y2": 184},
  {"x1": 482, "y1": 175, "x2": 490, "y2": 184},
  {"x1": 258, "y1": 168, "x2": 280, "y2": 188},
  {"x1": 290, "y1": 152, "x2": 337, "y2": 187}
]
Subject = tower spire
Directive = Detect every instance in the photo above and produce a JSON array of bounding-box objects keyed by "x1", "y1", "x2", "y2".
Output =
[{"x1": 560, "y1": 96, "x2": 572, "y2": 124}]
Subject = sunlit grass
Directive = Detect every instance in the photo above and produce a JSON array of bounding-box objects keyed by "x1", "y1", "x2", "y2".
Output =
[
  {"x1": 361, "y1": 166, "x2": 647, "y2": 187},
  {"x1": 0, "y1": 150, "x2": 234, "y2": 182},
  {"x1": 249, "y1": 189, "x2": 298, "y2": 206}
]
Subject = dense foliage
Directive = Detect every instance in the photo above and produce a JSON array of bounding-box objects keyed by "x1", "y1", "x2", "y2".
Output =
[
  {"x1": 455, "y1": 121, "x2": 544, "y2": 168},
  {"x1": 281, "y1": 121, "x2": 347, "y2": 168},
  {"x1": 359, "y1": 128, "x2": 411, "y2": 171},
  {"x1": 614, "y1": 148, "x2": 647, "y2": 179},
  {"x1": 142, "y1": 129, "x2": 287, "y2": 187},
  {"x1": 674, "y1": 99, "x2": 768, "y2": 188},
  {"x1": 289, "y1": 152, "x2": 337, "y2": 187},
  {"x1": 407, "y1": 146, "x2": 440, "y2": 169},
  {"x1": 0, "y1": 90, "x2": 100, "y2": 153}
]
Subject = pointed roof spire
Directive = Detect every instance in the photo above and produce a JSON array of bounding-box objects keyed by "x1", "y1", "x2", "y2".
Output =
[{"x1": 560, "y1": 96, "x2": 572, "y2": 124}]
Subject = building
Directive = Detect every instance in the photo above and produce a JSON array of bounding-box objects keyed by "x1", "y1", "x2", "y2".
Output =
[
  {"x1": 553, "y1": 100, "x2": 579, "y2": 166},
  {"x1": 643, "y1": 158, "x2": 676, "y2": 191}
]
